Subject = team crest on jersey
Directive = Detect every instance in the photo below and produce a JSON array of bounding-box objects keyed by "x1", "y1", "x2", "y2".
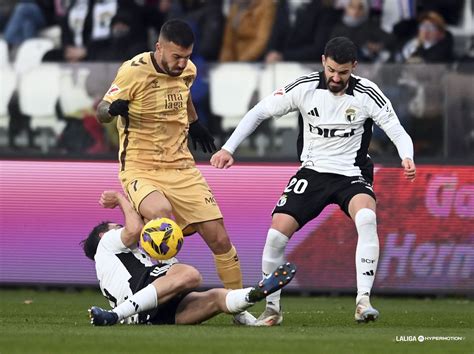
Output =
[
  {"x1": 107, "y1": 84, "x2": 121, "y2": 96},
  {"x1": 345, "y1": 108, "x2": 356, "y2": 122}
]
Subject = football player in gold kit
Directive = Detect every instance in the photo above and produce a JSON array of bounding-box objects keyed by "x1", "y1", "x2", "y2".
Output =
[{"x1": 96, "y1": 19, "x2": 254, "y2": 324}]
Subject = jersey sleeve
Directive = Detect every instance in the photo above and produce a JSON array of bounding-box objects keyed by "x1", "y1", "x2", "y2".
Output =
[
  {"x1": 103, "y1": 61, "x2": 139, "y2": 103},
  {"x1": 361, "y1": 79, "x2": 401, "y2": 131},
  {"x1": 260, "y1": 80, "x2": 303, "y2": 117},
  {"x1": 358, "y1": 79, "x2": 414, "y2": 160},
  {"x1": 221, "y1": 76, "x2": 309, "y2": 154},
  {"x1": 99, "y1": 228, "x2": 128, "y2": 253}
]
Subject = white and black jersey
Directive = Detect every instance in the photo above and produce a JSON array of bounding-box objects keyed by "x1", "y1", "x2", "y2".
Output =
[
  {"x1": 223, "y1": 71, "x2": 413, "y2": 179},
  {"x1": 94, "y1": 228, "x2": 154, "y2": 317}
]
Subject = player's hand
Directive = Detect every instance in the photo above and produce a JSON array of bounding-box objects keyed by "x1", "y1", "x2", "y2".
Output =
[
  {"x1": 108, "y1": 99, "x2": 129, "y2": 118},
  {"x1": 401, "y1": 158, "x2": 416, "y2": 181},
  {"x1": 100, "y1": 191, "x2": 121, "y2": 209},
  {"x1": 210, "y1": 149, "x2": 234, "y2": 169},
  {"x1": 189, "y1": 120, "x2": 217, "y2": 153}
]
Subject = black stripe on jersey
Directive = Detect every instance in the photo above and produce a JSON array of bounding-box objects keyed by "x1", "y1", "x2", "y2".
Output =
[
  {"x1": 119, "y1": 115, "x2": 130, "y2": 171},
  {"x1": 284, "y1": 72, "x2": 319, "y2": 89},
  {"x1": 356, "y1": 83, "x2": 386, "y2": 105},
  {"x1": 115, "y1": 253, "x2": 149, "y2": 293},
  {"x1": 354, "y1": 118, "x2": 374, "y2": 183},
  {"x1": 354, "y1": 84, "x2": 386, "y2": 108},
  {"x1": 353, "y1": 86, "x2": 384, "y2": 108},
  {"x1": 284, "y1": 73, "x2": 320, "y2": 92},
  {"x1": 297, "y1": 113, "x2": 304, "y2": 161}
]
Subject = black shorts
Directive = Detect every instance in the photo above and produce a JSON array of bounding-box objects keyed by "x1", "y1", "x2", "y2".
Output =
[
  {"x1": 133, "y1": 263, "x2": 185, "y2": 325},
  {"x1": 272, "y1": 168, "x2": 376, "y2": 228}
]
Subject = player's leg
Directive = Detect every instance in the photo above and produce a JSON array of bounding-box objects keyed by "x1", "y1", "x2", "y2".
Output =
[
  {"x1": 348, "y1": 193, "x2": 380, "y2": 322},
  {"x1": 164, "y1": 167, "x2": 250, "y2": 324},
  {"x1": 175, "y1": 263, "x2": 297, "y2": 324},
  {"x1": 192, "y1": 219, "x2": 256, "y2": 325},
  {"x1": 256, "y1": 214, "x2": 298, "y2": 326},
  {"x1": 160, "y1": 167, "x2": 242, "y2": 290},
  {"x1": 192, "y1": 219, "x2": 241, "y2": 288},
  {"x1": 257, "y1": 168, "x2": 327, "y2": 326},
  {"x1": 120, "y1": 170, "x2": 173, "y2": 222},
  {"x1": 138, "y1": 191, "x2": 173, "y2": 221},
  {"x1": 89, "y1": 264, "x2": 201, "y2": 326},
  {"x1": 174, "y1": 289, "x2": 230, "y2": 324}
]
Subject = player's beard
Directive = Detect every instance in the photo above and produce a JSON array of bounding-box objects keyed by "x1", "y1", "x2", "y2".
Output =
[
  {"x1": 327, "y1": 78, "x2": 347, "y2": 93},
  {"x1": 161, "y1": 58, "x2": 184, "y2": 77}
]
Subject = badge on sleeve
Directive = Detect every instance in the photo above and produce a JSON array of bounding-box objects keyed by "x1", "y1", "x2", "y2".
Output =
[{"x1": 107, "y1": 84, "x2": 121, "y2": 96}]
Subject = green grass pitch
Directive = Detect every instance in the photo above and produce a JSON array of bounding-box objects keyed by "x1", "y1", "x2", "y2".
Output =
[{"x1": 0, "y1": 289, "x2": 472, "y2": 354}]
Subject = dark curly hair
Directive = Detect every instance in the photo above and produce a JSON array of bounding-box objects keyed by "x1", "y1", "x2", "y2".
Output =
[
  {"x1": 80, "y1": 221, "x2": 111, "y2": 260},
  {"x1": 160, "y1": 19, "x2": 195, "y2": 48},
  {"x1": 324, "y1": 37, "x2": 358, "y2": 64}
]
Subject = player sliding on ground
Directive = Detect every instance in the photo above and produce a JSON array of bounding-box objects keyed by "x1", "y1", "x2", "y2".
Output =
[
  {"x1": 82, "y1": 191, "x2": 296, "y2": 326},
  {"x1": 211, "y1": 37, "x2": 416, "y2": 325}
]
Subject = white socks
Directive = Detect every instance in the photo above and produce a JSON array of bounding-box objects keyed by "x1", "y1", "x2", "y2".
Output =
[
  {"x1": 261, "y1": 228, "x2": 289, "y2": 310},
  {"x1": 112, "y1": 284, "x2": 158, "y2": 320},
  {"x1": 355, "y1": 208, "x2": 379, "y2": 299},
  {"x1": 225, "y1": 287, "x2": 254, "y2": 314}
]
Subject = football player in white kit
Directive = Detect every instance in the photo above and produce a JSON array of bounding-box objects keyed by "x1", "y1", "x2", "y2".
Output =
[
  {"x1": 211, "y1": 37, "x2": 416, "y2": 325},
  {"x1": 82, "y1": 191, "x2": 296, "y2": 326}
]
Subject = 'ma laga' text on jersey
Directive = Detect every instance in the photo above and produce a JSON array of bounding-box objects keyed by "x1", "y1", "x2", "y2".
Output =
[
  {"x1": 94, "y1": 228, "x2": 154, "y2": 320},
  {"x1": 103, "y1": 52, "x2": 196, "y2": 171},
  {"x1": 263, "y1": 72, "x2": 400, "y2": 177}
]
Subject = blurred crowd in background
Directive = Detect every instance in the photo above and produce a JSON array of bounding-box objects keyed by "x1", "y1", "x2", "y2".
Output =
[{"x1": 0, "y1": 0, "x2": 472, "y2": 160}]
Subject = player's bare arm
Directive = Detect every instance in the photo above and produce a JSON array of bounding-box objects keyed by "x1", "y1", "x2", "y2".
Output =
[
  {"x1": 99, "y1": 191, "x2": 143, "y2": 247},
  {"x1": 210, "y1": 149, "x2": 234, "y2": 169},
  {"x1": 401, "y1": 158, "x2": 416, "y2": 181},
  {"x1": 96, "y1": 100, "x2": 114, "y2": 123},
  {"x1": 97, "y1": 99, "x2": 130, "y2": 123}
]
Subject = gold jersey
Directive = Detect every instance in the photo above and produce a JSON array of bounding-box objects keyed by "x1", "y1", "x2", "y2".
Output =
[{"x1": 103, "y1": 52, "x2": 196, "y2": 171}]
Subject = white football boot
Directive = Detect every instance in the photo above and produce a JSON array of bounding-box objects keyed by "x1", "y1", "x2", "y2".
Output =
[
  {"x1": 255, "y1": 306, "x2": 283, "y2": 326},
  {"x1": 233, "y1": 311, "x2": 257, "y2": 326},
  {"x1": 355, "y1": 295, "x2": 379, "y2": 323}
]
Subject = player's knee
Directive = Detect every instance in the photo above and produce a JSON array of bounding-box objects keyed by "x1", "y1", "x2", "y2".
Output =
[
  {"x1": 206, "y1": 288, "x2": 222, "y2": 301},
  {"x1": 355, "y1": 208, "x2": 377, "y2": 227},
  {"x1": 211, "y1": 236, "x2": 232, "y2": 254},
  {"x1": 270, "y1": 215, "x2": 299, "y2": 236},
  {"x1": 180, "y1": 265, "x2": 202, "y2": 289},
  {"x1": 203, "y1": 230, "x2": 232, "y2": 254}
]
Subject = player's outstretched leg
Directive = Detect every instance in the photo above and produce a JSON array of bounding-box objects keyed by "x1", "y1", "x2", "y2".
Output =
[
  {"x1": 354, "y1": 294, "x2": 379, "y2": 323},
  {"x1": 248, "y1": 263, "x2": 296, "y2": 304},
  {"x1": 255, "y1": 263, "x2": 296, "y2": 326},
  {"x1": 89, "y1": 306, "x2": 119, "y2": 326},
  {"x1": 253, "y1": 262, "x2": 296, "y2": 326},
  {"x1": 232, "y1": 311, "x2": 257, "y2": 326}
]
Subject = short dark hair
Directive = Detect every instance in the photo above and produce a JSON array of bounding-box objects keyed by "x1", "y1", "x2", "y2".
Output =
[
  {"x1": 159, "y1": 19, "x2": 195, "y2": 48},
  {"x1": 324, "y1": 37, "x2": 358, "y2": 64},
  {"x1": 81, "y1": 221, "x2": 111, "y2": 261}
]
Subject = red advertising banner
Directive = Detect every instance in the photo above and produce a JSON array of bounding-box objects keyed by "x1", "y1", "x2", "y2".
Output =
[
  {"x1": 0, "y1": 161, "x2": 472, "y2": 294},
  {"x1": 290, "y1": 166, "x2": 474, "y2": 293}
]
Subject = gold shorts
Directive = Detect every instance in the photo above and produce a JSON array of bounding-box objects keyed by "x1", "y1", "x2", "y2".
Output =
[{"x1": 119, "y1": 167, "x2": 223, "y2": 235}]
